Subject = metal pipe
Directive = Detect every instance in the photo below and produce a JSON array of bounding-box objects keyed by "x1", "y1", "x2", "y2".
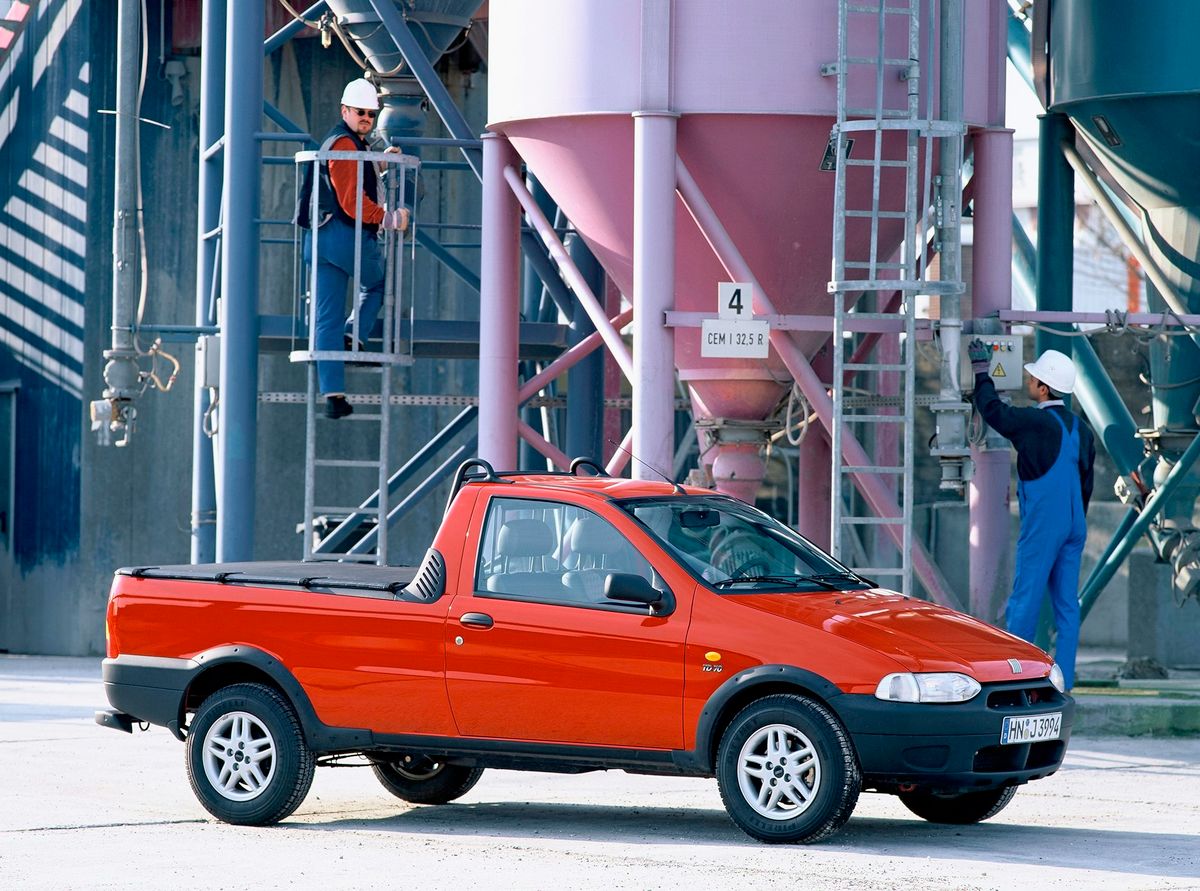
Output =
[
  {"x1": 504, "y1": 165, "x2": 634, "y2": 379},
  {"x1": 263, "y1": 2, "x2": 325, "y2": 55},
  {"x1": 518, "y1": 419, "x2": 571, "y2": 470},
  {"x1": 104, "y1": 0, "x2": 141, "y2": 402},
  {"x1": 566, "y1": 233, "x2": 607, "y2": 462},
  {"x1": 1076, "y1": 432, "x2": 1200, "y2": 616},
  {"x1": 478, "y1": 134, "x2": 521, "y2": 470},
  {"x1": 632, "y1": 111, "x2": 678, "y2": 479},
  {"x1": 1035, "y1": 112, "x2": 1075, "y2": 362},
  {"x1": 190, "y1": 0, "x2": 225, "y2": 564},
  {"x1": 676, "y1": 158, "x2": 960, "y2": 609},
  {"x1": 519, "y1": 309, "x2": 633, "y2": 402},
  {"x1": 366, "y1": 0, "x2": 482, "y2": 179},
  {"x1": 969, "y1": 126, "x2": 1015, "y2": 619},
  {"x1": 1060, "y1": 140, "x2": 1199, "y2": 339},
  {"x1": 215, "y1": 0, "x2": 263, "y2": 561},
  {"x1": 1079, "y1": 507, "x2": 1138, "y2": 622},
  {"x1": 937, "y1": 0, "x2": 965, "y2": 397}
]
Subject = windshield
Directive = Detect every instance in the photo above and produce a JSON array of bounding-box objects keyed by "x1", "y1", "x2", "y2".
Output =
[{"x1": 617, "y1": 496, "x2": 871, "y2": 591}]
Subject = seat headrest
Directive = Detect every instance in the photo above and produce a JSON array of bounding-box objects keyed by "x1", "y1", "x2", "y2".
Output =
[
  {"x1": 566, "y1": 516, "x2": 628, "y2": 556},
  {"x1": 495, "y1": 518, "x2": 556, "y2": 558}
]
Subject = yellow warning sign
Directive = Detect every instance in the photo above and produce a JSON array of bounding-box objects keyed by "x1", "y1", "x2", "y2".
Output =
[{"x1": 992, "y1": 364, "x2": 1006, "y2": 378}]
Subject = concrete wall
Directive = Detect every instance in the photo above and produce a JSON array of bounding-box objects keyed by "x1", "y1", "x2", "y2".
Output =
[{"x1": 2, "y1": 3, "x2": 489, "y2": 655}]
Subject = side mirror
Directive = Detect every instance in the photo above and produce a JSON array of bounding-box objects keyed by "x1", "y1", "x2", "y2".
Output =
[{"x1": 604, "y1": 573, "x2": 675, "y2": 616}]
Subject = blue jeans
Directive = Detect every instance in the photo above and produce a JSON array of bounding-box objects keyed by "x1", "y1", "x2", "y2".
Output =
[{"x1": 303, "y1": 218, "x2": 384, "y2": 395}]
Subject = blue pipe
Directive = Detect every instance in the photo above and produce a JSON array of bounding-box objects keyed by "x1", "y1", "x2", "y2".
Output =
[
  {"x1": 215, "y1": 1, "x2": 263, "y2": 562},
  {"x1": 415, "y1": 229, "x2": 480, "y2": 292},
  {"x1": 1035, "y1": 112, "x2": 1075, "y2": 366},
  {"x1": 263, "y1": 2, "x2": 326, "y2": 56},
  {"x1": 191, "y1": 0, "x2": 225, "y2": 564},
  {"x1": 1078, "y1": 433, "x2": 1200, "y2": 615}
]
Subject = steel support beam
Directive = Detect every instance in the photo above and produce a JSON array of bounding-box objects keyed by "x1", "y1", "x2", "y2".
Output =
[
  {"x1": 478, "y1": 134, "x2": 522, "y2": 469},
  {"x1": 1035, "y1": 112, "x2": 1075, "y2": 363},
  {"x1": 632, "y1": 112, "x2": 678, "y2": 479},
  {"x1": 365, "y1": 0, "x2": 482, "y2": 178},
  {"x1": 969, "y1": 126, "x2": 1015, "y2": 620},
  {"x1": 504, "y1": 165, "x2": 634, "y2": 379},
  {"x1": 215, "y1": 1, "x2": 263, "y2": 561},
  {"x1": 190, "y1": 0, "x2": 225, "y2": 563}
]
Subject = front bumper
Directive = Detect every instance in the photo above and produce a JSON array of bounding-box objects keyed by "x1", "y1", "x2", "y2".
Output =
[{"x1": 832, "y1": 679, "x2": 1074, "y2": 792}]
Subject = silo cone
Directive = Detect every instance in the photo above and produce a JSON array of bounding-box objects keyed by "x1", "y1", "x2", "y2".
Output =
[{"x1": 1039, "y1": 0, "x2": 1200, "y2": 604}]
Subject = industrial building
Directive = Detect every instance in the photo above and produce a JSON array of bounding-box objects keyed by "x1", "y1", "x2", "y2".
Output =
[{"x1": 1, "y1": 0, "x2": 1198, "y2": 668}]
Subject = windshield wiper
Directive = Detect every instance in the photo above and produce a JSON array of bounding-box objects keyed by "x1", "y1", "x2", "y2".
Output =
[
  {"x1": 809, "y1": 571, "x2": 875, "y2": 587},
  {"x1": 713, "y1": 574, "x2": 841, "y2": 590}
]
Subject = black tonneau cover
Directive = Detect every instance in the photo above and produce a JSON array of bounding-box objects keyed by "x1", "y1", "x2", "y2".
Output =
[{"x1": 115, "y1": 561, "x2": 418, "y2": 600}]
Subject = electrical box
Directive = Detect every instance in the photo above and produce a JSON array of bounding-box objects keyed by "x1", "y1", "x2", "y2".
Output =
[
  {"x1": 197, "y1": 335, "x2": 221, "y2": 389},
  {"x1": 961, "y1": 334, "x2": 1024, "y2": 392}
]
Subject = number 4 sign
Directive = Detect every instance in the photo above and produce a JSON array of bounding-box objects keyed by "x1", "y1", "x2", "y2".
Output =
[{"x1": 718, "y1": 282, "x2": 755, "y2": 320}]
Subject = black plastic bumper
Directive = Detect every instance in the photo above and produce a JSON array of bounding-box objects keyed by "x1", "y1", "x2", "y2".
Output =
[
  {"x1": 832, "y1": 680, "x2": 1074, "y2": 792},
  {"x1": 102, "y1": 655, "x2": 193, "y2": 739}
]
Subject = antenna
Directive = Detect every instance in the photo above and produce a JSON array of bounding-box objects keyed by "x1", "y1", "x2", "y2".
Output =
[{"x1": 608, "y1": 439, "x2": 685, "y2": 495}]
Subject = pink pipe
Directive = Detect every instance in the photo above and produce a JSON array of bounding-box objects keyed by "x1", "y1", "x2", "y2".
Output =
[
  {"x1": 478, "y1": 134, "x2": 521, "y2": 470},
  {"x1": 503, "y1": 164, "x2": 634, "y2": 379},
  {"x1": 519, "y1": 308, "x2": 635, "y2": 402},
  {"x1": 968, "y1": 127, "x2": 1015, "y2": 619},
  {"x1": 517, "y1": 419, "x2": 571, "y2": 470},
  {"x1": 632, "y1": 111, "x2": 679, "y2": 479},
  {"x1": 606, "y1": 428, "x2": 634, "y2": 476},
  {"x1": 676, "y1": 157, "x2": 959, "y2": 609}
]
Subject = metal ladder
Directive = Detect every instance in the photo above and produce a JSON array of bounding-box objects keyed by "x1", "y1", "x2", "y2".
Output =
[
  {"x1": 826, "y1": 0, "x2": 960, "y2": 595},
  {"x1": 290, "y1": 149, "x2": 419, "y2": 565}
]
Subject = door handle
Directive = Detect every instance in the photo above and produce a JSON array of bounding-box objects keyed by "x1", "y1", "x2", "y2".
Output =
[{"x1": 459, "y1": 612, "x2": 494, "y2": 629}]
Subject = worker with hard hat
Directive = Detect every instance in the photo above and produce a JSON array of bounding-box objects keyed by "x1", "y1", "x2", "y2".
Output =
[
  {"x1": 295, "y1": 77, "x2": 409, "y2": 419},
  {"x1": 968, "y1": 340, "x2": 1096, "y2": 690}
]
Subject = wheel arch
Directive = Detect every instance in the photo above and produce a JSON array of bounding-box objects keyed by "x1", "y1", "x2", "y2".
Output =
[
  {"x1": 692, "y1": 665, "x2": 846, "y2": 773},
  {"x1": 183, "y1": 647, "x2": 324, "y2": 749}
]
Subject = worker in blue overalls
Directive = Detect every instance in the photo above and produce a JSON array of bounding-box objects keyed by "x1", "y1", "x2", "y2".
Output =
[{"x1": 968, "y1": 341, "x2": 1096, "y2": 690}]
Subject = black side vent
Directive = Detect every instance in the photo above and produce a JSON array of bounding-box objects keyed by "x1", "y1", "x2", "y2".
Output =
[{"x1": 400, "y1": 549, "x2": 446, "y2": 602}]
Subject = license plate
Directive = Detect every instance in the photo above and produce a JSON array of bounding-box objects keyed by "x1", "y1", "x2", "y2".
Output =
[{"x1": 1001, "y1": 712, "x2": 1062, "y2": 745}]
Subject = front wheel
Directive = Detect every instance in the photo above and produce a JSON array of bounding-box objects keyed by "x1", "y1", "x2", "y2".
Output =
[
  {"x1": 898, "y1": 785, "x2": 1017, "y2": 824},
  {"x1": 371, "y1": 755, "x2": 483, "y2": 804},
  {"x1": 186, "y1": 683, "x2": 315, "y2": 826},
  {"x1": 716, "y1": 694, "x2": 861, "y2": 844}
]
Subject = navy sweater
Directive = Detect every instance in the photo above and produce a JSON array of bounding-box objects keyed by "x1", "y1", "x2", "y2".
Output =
[{"x1": 973, "y1": 372, "x2": 1096, "y2": 513}]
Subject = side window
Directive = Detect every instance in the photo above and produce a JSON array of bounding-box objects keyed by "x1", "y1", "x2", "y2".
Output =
[{"x1": 475, "y1": 497, "x2": 657, "y2": 606}]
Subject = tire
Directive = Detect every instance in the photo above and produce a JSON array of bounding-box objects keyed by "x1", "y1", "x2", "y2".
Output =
[
  {"x1": 371, "y1": 754, "x2": 484, "y2": 804},
  {"x1": 186, "y1": 682, "x2": 315, "y2": 826},
  {"x1": 898, "y1": 785, "x2": 1017, "y2": 825},
  {"x1": 716, "y1": 694, "x2": 861, "y2": 844}
]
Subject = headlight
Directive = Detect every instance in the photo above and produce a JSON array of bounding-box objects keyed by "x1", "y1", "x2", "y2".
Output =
[
  {"x1": 875, "y1": 672, "x2": 981, "y2": 703},
  {"x1": 1048, "y1": 663, "x2": 1065, "y2": 693}
]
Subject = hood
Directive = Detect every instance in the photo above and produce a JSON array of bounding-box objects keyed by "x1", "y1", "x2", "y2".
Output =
[{"x1": 732, "y1": 588, "x2": 1054, "y2": 684}]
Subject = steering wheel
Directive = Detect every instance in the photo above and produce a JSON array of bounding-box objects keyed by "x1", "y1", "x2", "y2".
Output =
[{"x1": 711, "y1": 529, "x2": 772, "y2": 580}]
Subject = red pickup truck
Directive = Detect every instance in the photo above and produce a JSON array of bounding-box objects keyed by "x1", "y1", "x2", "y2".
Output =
[{"x1": 97, "y1": 459, "x2": 1072, "y2": 844}]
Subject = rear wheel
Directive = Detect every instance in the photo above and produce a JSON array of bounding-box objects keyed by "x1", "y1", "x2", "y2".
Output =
[
  {"x1": 186, "y1": 683, "x2": 314, "y2": 825},
  {"x1": 898, "y1": 786, "x2": 1017, "y2": 824},
  {"x1": 716, "y1": 694, "x2": 860, "y2": 844},
  {"x1": 371, "y1": 754, "x2": 484, "y2": 804}
]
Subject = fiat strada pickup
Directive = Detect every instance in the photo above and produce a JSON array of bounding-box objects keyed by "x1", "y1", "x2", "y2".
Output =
[{"x1": 97, "y1": 458, "x2": 1072, "y2": 843}]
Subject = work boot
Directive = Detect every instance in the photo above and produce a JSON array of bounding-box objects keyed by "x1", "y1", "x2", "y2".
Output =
[{"x1": 324, "y1": 395, "x2": 353, "y2": 419}]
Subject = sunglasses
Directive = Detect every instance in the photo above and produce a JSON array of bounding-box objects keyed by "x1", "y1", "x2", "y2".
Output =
[{"x1": 352, "y1": 107, "x2": 377, "y2": 119}]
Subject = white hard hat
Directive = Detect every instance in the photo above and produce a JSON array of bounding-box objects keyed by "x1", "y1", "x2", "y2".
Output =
[
  {"x1": 340, "y1": 78, "x2": 379, "y2": 110},
  {"x1": 1024, "y1": 349, "x2": 1076, "y2": 394}
]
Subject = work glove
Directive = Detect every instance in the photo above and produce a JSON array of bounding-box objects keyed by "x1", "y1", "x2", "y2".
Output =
[
  {"x1": 967, "y1": 338, "x2": 991, "y2": 375},
  {"x1": 381, "y1": 208, "x2": 409, "y2": 231}
]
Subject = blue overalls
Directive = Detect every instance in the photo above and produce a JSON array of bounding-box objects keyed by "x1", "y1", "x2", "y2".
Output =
[
  {"x1": 1006, "y1": 409, "x2": 1086, "y2": 689},
  {"x1": 303, "y1": 220, "x2": 385, "y2": 396}
]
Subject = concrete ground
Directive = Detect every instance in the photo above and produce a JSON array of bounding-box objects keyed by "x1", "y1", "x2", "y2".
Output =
[{"x1": 2, "y1": 655, "x2": 1198, "y2": 891}]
